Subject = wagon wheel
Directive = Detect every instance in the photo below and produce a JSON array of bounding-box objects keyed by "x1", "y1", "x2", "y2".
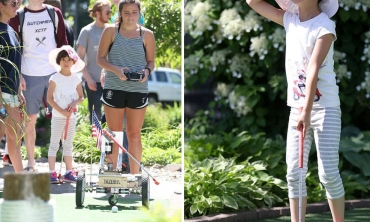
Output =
[
  {"x1": 141, "y1": 172, "x2": 150, "y2": 209},
  {"x1": 108, "y1": 194, "x2": 119, "y2": 206},
  {"x1": 75, "y1": 171, "x2": 85, "y2": 207}
]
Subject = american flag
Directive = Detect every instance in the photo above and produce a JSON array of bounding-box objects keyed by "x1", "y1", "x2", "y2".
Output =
[{"x1": 92, "y1": 110, "x2": 103, "y2": 149}]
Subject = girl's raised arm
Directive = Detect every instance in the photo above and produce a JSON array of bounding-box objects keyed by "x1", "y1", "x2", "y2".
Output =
[{"x1": 246, "y1": 0, "x2": 285, "y2": 26}]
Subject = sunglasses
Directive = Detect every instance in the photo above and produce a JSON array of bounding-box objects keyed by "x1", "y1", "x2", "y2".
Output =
[{"x1": 6, "y1": 1, "x2": 20, "y2": 7}]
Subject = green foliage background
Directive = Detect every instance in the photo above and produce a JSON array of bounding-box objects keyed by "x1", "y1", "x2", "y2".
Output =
[
  {"x1": 185, "y1": 0, "x2": 370, "y2": 218},
  {"x1": 89, "y1": 0, "x2": 181, "y2": 69}
]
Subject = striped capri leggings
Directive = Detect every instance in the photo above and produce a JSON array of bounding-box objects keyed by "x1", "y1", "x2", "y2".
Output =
[
  {"x1": 48, "y1": 116, "x2": 77, "y2": 157},
  {"x1": 286, "y1": 106, "x2": 345, "y2": 200}
]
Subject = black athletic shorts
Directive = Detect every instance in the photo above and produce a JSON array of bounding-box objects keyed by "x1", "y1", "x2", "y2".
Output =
[{"x1": 101, "y1": 89, "x2": 148, "y2": 109}]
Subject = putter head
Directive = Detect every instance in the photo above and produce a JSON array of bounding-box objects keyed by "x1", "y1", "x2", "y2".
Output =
[
  {"x1": 153, "y1": 179, "x2": 160, "y2": 185},
  {"x1": 58, "y1": 174, "x2": 64, "y2": 184}
]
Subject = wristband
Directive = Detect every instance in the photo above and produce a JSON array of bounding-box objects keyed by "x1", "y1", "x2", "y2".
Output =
[{"x1": 145, "y1": 67, "x2": 151, "y2": 75}]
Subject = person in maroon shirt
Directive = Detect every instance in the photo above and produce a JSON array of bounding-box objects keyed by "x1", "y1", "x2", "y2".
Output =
[{"x1": 9, "y1": 0, "x2": 68, "y2": 172}]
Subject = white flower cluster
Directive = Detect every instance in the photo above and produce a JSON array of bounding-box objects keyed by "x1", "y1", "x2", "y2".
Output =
[
  {"x1": 358, "y1": 31, "x2": 370, "y2": 98},
  {"x1": 219, "y1": 8, "x2": 240, "y2": 27},
  {"x1": 223, "y1": 19, "x2": 245, "y2": 40},
  {"x1": 357, "y1": 71, "x2": 370, "y2": 98},
  {"x1": 186, "y1": 2, "x2": 264, "y2": 41},
  {"x1": 184, "y1": 1, "x2": 198, "y2": 33},
  {"x1": 229, "y1": 54, "x2": 251, "y2": 78},
  {"x1": 214, "y1": 82, "x2": 233, "y2": 99},
  {"x1": 339, "y1": 0, "x2": 369, "y2": 11},
  {"x1": 184, "y1": 0, "x2": 197, "y2": 15},
  {"x1": 268, "y1": 28, "x2": 285, "y2": 52},
  {"x1": 184, "y1": 53, "x2": 203, "y2": 75},
  {"x1": 336, "y1": 64, "x2": 351, "y2": 83},
  {"x1": 333, "y1": 50, "x2": 351, "y2": 82},
  {"x1": 219, "y1": 8, "x2": 244, "y2": 40},
  {"x1": 184, "y1": 1, "x2": 214, "y2": 37},
  {"x1": 191, "y1": 1, "x2": 211, "y2": 18},
  {"x1": 210, "y1": 49, "x2": 229, "y2": 71},
  {"x1": 184, "y1": 14, "x2": 192, "y2": 33},
  {"x1": 250, "y1": 34, "x2": 269, "y2": 60},
  {"x1": 361, "y1": 31, "x2": 370, "y2": 64},
  {"x1": 244, "y1": 10, "x2": 263, "y2": 33},
  {"x1": 228, "y1": 90, "x2": 252, "y2": 117},
  {"x1": 333, "y1": 50, "x2": 346, "y2": 63}
]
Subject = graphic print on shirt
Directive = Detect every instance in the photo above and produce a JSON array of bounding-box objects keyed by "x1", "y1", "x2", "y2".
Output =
[
  {"x1": 27, "y1": 18, "x2": 53, "y2": 47},
  {"x1": 36, "y1": 36, "x2": 46, "y2": 46},
  {"x1": 288, "y1": 58, "x2": 322, "y2": 102}
]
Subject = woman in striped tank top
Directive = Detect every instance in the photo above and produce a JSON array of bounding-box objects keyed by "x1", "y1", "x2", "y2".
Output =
[{"x1": 97, "y1": 0, "x2": 155, "y2": 174}]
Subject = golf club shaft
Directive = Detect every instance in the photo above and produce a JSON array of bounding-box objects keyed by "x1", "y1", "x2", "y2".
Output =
[
  {"x1": 102, "y1": 129, "x2": 157, "y2": 182},
  {"x1": 59, "y1": 117, "x2": 70, "y2": 181},
  {"x1": 64, "y1": 116, "x2": 69, "y2": 141},
  {"x1": 298, "y1": 107, "x2": 304, "y2": 222}
]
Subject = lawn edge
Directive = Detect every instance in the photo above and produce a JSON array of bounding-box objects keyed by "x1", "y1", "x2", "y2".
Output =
[{"x1": 185, "y1": 199, "x2": 370, "y2": 222}]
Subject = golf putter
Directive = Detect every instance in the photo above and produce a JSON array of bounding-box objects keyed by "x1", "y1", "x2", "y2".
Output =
[
  {"x1": 298, "y1": 107, "x2": 304, "y2": 222},
  {"x1": 58, "y1": 117, "x2": 70, "y2": 184}
]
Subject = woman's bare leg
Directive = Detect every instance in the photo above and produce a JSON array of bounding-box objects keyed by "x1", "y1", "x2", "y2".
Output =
[
  {"x1": 125, "y1": 107, "x2": 146, "y2": 174},
  {"x1": 104, "y1": 105, "x2": 124, "y2": 170},
  {"x1": 5, "y1": 105, "x2": 23, "y2": 172}
]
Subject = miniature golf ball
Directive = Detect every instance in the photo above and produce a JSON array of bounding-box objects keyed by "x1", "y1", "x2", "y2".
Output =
[{"x1": 112, "y1": 206, "x2": 118, "y2": 213}]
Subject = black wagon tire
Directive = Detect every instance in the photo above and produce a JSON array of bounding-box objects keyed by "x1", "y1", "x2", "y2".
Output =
[
  {"x1": 108, "y1": 194, "x2": 119, "y2": 206},
  {"x1": 141, "y1": 172, "x2": 150, "y2": 209},
  {"x1": 76, "y1": 171, "x2": 85, "y2": 207}
]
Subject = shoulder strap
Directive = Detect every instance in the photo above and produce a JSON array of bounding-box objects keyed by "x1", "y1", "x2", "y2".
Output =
[
  {"x1": 140, "y1": 26, "x2": 146, "y2": 57},
  {"x1": 45, "y1": 5, "x2": 58, "y2": 44},
  {"x1": 17, "y1": 7, "x2": 25, "y2": 46},
  {"x1": 108, "y1": 23, "x2": 119, "y2": 53}
]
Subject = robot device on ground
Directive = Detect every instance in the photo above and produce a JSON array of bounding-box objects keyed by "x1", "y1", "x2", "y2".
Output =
[{"x1": 75, "y1": 116, "x2": 159, "y2": 209}]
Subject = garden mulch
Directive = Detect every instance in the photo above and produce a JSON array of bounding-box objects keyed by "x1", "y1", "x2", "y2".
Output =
[{"x1": 186, "y1": 199, "x2": 370, "y2": 222}]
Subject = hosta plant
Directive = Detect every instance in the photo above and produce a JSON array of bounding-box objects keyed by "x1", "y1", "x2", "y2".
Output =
[{"x1": 184, "y1": 156, "x2": 287, "y2": 218}]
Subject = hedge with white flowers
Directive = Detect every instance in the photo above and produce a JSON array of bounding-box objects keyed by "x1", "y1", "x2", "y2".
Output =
[{"x1": 185, "y1": 0, "x2": 370, "y2": 135}]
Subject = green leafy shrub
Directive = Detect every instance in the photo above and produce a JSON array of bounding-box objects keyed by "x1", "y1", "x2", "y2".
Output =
[
  {"x1": 71, "y1": 101, "x2": 181, "y2": 165},
  {"x1": 27, "y1": 99, "x2": 181, "y2": 166},
  {"x1": 143, "y1": 104, "x2": 173, "y2": 130},
  {"x1": 185, "y1": 125, "x2": 370, "y2": 216},
  {"x1": 89, "y1": 0, "x2": 181, "y2": 69},
  {"x1": 163, "y1": 102, "x2": 182, "y2": 127},
  {"x1": 184, "y1": 156, "x2": 286, "y2": 218},
  {"x1": 185, "y1": 129, "x2": 286, "y2": 174},
  {"x1": 142, "y1": 124, "x2": 181, "y2": 152},
  {"x1": 35, "y1": 109, "x2": 51, "y2": 146},
  {"x1": 142, "y1": 147, "x2": 181, "y2": 166},
  {"x1": 137, "y1": 202, "x2": 182, "y2": 222},
  {"x1": 143, "y1": 0, "x2": 181, "y2": 69},
  {"x1": 21, "y1": 145, "x2": 42, "y2": 160},
  {"x1": 337, "y1": 126, "x2": 370, "y2": 199},
  {"x1": 185, "y1": 0, "x2": 370, "y2": 216}
]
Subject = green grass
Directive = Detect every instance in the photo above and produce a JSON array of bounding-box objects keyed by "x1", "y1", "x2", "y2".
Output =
[
  {"x1": 248, "y1": 208, "x2": 370, "y2": 222},
  {"x1": 0, "y1": 192, "x2": 176, "y2": 222}
]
